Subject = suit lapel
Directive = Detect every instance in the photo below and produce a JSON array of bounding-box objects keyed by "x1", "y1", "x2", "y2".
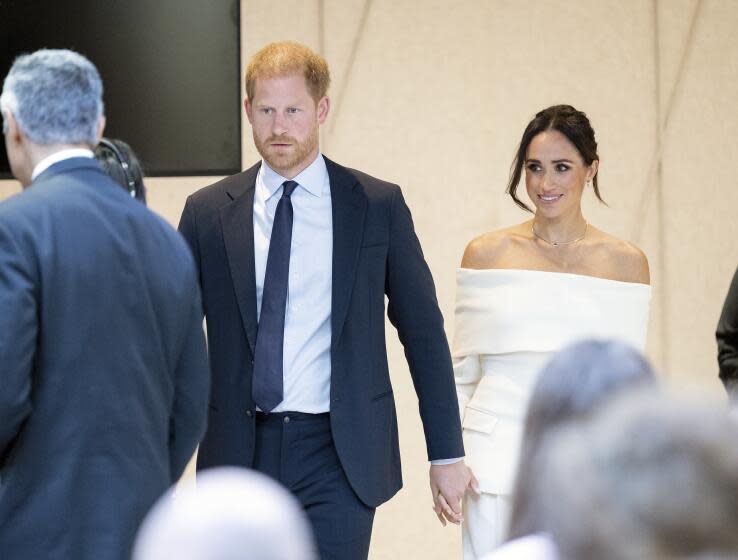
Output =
[
  {"x1": 327, "y1": 157, "x2": 368, "y2": 347},
  {"x1": 220, "y1": 163, "x2": 261, "y2": 354}
]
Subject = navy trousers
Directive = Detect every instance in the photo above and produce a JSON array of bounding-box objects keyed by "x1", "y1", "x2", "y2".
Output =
[{"x1": 253, "y1": 412, "x2": 376, "y2": 559}]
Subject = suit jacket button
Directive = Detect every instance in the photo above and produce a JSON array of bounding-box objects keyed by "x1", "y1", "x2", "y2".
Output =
[{"x1": 245, "y1": 409, "x2": 252, "y2": 417}]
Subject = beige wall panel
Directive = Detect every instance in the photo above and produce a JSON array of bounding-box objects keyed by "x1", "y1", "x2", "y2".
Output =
[
  {"x1": 655, "y1": 0, "x2": 700, "y2": 118},
  {"x1": 657, "y1": 0, "x2": 738, "y2": 392}
]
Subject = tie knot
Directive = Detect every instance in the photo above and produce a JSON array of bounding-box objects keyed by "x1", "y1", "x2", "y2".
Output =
[{"x1": 281, "y1": 180, "x2": 298, "y2": 198}]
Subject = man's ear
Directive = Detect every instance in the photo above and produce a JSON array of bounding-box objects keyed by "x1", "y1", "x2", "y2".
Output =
[
  {"x1": 95, "y1": 115, "x2": 106, "y2": 144},
  {"x1": 317, "y1": 96, "x2": 330, "y2": 125},
  {"x1": 4, "y1": 111, "x2": 33, "y2": 188},
  {"x1": 5, "y1": 111, "x2": 22, "y2": 145},
  {"x1": 244, "y1": 97, "x2": 254, "y2": 124}
]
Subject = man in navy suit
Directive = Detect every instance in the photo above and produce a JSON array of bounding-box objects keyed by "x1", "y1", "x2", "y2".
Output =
[
  {"x1": 179, "y1": 41, "x2": 476, "y2": 558},
  {"x1": 0, "y1": 50, "x2": 210, "y2": 560}
]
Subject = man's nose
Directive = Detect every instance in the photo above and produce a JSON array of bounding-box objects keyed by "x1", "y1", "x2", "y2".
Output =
[{"x1": 272, "y1": 111, "x2": 288, "y2": 135}]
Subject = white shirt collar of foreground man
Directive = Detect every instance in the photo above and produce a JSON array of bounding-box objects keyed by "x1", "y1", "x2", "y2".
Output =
[
  {"x1": 257, "y1": 152, "x2": 328, "y2": 200},
  {"x1": 31, "y1": 148, "x2": 94, "y2": 182}
]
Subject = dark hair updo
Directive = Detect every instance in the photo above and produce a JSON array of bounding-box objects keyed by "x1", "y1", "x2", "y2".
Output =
[{"x1": 507, "y1": 104, "x2": 603, "y2": 213}]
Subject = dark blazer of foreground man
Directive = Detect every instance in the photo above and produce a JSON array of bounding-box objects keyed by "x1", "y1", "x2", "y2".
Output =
[
  {"x1": 0, "y1": 49, "x2": 209, "y2": 560},
  {"x1": 182, "y1": 157, "x2": 463, "y2": 496}
]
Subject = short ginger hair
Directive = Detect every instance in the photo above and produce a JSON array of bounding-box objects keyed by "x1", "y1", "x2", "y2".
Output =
[{"x1": 245, "y1": 41, "x2": 330, "y2": 102}]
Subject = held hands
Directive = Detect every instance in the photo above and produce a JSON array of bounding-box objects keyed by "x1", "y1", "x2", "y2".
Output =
[{"x1": 429, "y1": 461, "x2": 480, "y2": 526}]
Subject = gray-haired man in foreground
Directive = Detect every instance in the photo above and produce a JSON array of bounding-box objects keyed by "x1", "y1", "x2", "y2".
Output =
[{"x1": 0, "y1": 49, "x2": 210, "y2": 559}]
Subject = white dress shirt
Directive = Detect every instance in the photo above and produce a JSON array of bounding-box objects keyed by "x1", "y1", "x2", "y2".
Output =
[
  {"x1": 31, "y1": 148, "x2": 94, "y2": 181},
  {"x1": 254, "y1": 154, "x2": 333, "y2": 413}
]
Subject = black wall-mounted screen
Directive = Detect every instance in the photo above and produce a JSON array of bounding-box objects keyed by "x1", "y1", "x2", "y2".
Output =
[{"x1": 1, "y1": 0, "x2": 241, "y2": 178}]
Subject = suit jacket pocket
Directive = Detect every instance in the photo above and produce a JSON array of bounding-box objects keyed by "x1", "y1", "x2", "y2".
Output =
[
  {"x1": 462, "y1": 406, "x2": 498, "y2": 434},
  {"x1": 361, "y1": 240, "x2": 389, "y2": 249},
  {"x1": 372, "y1": 388, "x2": 394, "y2": 401},
  {"x1": 361, "y1": 225, "x2": 389, "y2": 248},
  {"x1": 360, "y1": 243, "x2": 388, "y2": 261}
]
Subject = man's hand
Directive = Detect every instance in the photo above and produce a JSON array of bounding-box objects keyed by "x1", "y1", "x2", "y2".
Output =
[{"x1": 429, "y1": 461, "x2": 479, "y2": 526}]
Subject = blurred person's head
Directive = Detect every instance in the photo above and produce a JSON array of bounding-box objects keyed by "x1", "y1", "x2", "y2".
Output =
[
  {"x1": 95, "y1": 138, "x2": 146, "y2": 203},
  {"x1": 243, "y1": 42, "x2": 330, "y2": 179},
  {"x1": 133, "y1": 467, "x2": 317, "y2": 560},
  {"x1": 530, "y1": 392, "x2": 738, "y2": 559},
  {"x1": 1, "y1": 49, "x2": 105, "y2": 187},
  {"x1": 508, "y1": 339, "x2": 657, "y2": 540}
]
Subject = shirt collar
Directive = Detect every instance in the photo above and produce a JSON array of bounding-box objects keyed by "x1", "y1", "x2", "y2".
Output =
[
  {"x1": 31, "y1": 148, "x2": 95, "y2": 181},
  {"x1": 259, "y1": 153, "x2": 328, "y2": 201}
]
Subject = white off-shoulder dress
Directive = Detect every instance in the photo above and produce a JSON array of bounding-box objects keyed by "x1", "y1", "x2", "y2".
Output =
[{"x1": 453, "y1": 268, "x2": 651, "y2": 559}]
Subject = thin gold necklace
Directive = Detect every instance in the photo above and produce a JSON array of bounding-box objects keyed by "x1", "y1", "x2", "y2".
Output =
[{"x1": 532, "y1": 221, "x2": 588, "y2": 247}]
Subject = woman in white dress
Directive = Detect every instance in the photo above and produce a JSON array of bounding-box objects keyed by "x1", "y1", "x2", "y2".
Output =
[{"x1": 453, "y1": 105, "x2": 651, "y2": 559}]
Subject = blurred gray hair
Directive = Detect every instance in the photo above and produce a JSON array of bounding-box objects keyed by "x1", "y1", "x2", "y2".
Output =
[
  {"x1": 508, "y1": 339, "x2": 657, "y2": 540},
  {"x1": 530, "y1": 392, "x2": 738, "y2": 559},
  {"x1": 133, "y1": 467, "x2": 317, "y2": 560},
  {"x1": 0, "y1": 49, "x2": 104, "y2": 145}
]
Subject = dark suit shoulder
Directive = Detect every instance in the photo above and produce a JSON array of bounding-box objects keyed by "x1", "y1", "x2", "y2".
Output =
[
  {"x1": 186, "y1": 162, "x2": 261, "y2": 212},
  {"x1": 325, "y1": 158, "x2": 400, "y2": 203},
  {"x1": 346, "y1": 167, "x2": 398, "y2": 191},
  {"x1": 1, "y1": 166, "x2": 197, "y2": 283},
  {"x1": 0, "y1": 167, "x2": 94, "y2": 227}
]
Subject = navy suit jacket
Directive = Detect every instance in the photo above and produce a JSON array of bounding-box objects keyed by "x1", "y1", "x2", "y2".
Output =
[
  {"x1": 0, "y1": 158, "x2": 210, "y2": 560},
  {"x1": 179, "y1": 157, "x2": 463, "y2": 507}
]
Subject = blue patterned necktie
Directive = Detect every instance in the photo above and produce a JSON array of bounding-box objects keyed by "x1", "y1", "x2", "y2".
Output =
[{"x1": 252, "y1": 180, "x2": 298, "y2": 412}]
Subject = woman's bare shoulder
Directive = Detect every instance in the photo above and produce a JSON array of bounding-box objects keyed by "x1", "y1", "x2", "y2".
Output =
[
  {"x1": 461, "y1": 223, "x2": 529, "y2": 269},
  {"x1": 590, "y1": 227, "x2": 650, "y2": 284}
]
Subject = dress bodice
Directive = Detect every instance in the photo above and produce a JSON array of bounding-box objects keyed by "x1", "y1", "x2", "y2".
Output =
[{"x1": 452, "y1": 268, "x2": 652, "y2": 357}]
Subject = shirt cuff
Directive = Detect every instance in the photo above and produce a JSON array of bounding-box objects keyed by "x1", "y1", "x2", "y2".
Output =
[{"x1": 430, "y1": 457, "x2": 464, "y2": 466}]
